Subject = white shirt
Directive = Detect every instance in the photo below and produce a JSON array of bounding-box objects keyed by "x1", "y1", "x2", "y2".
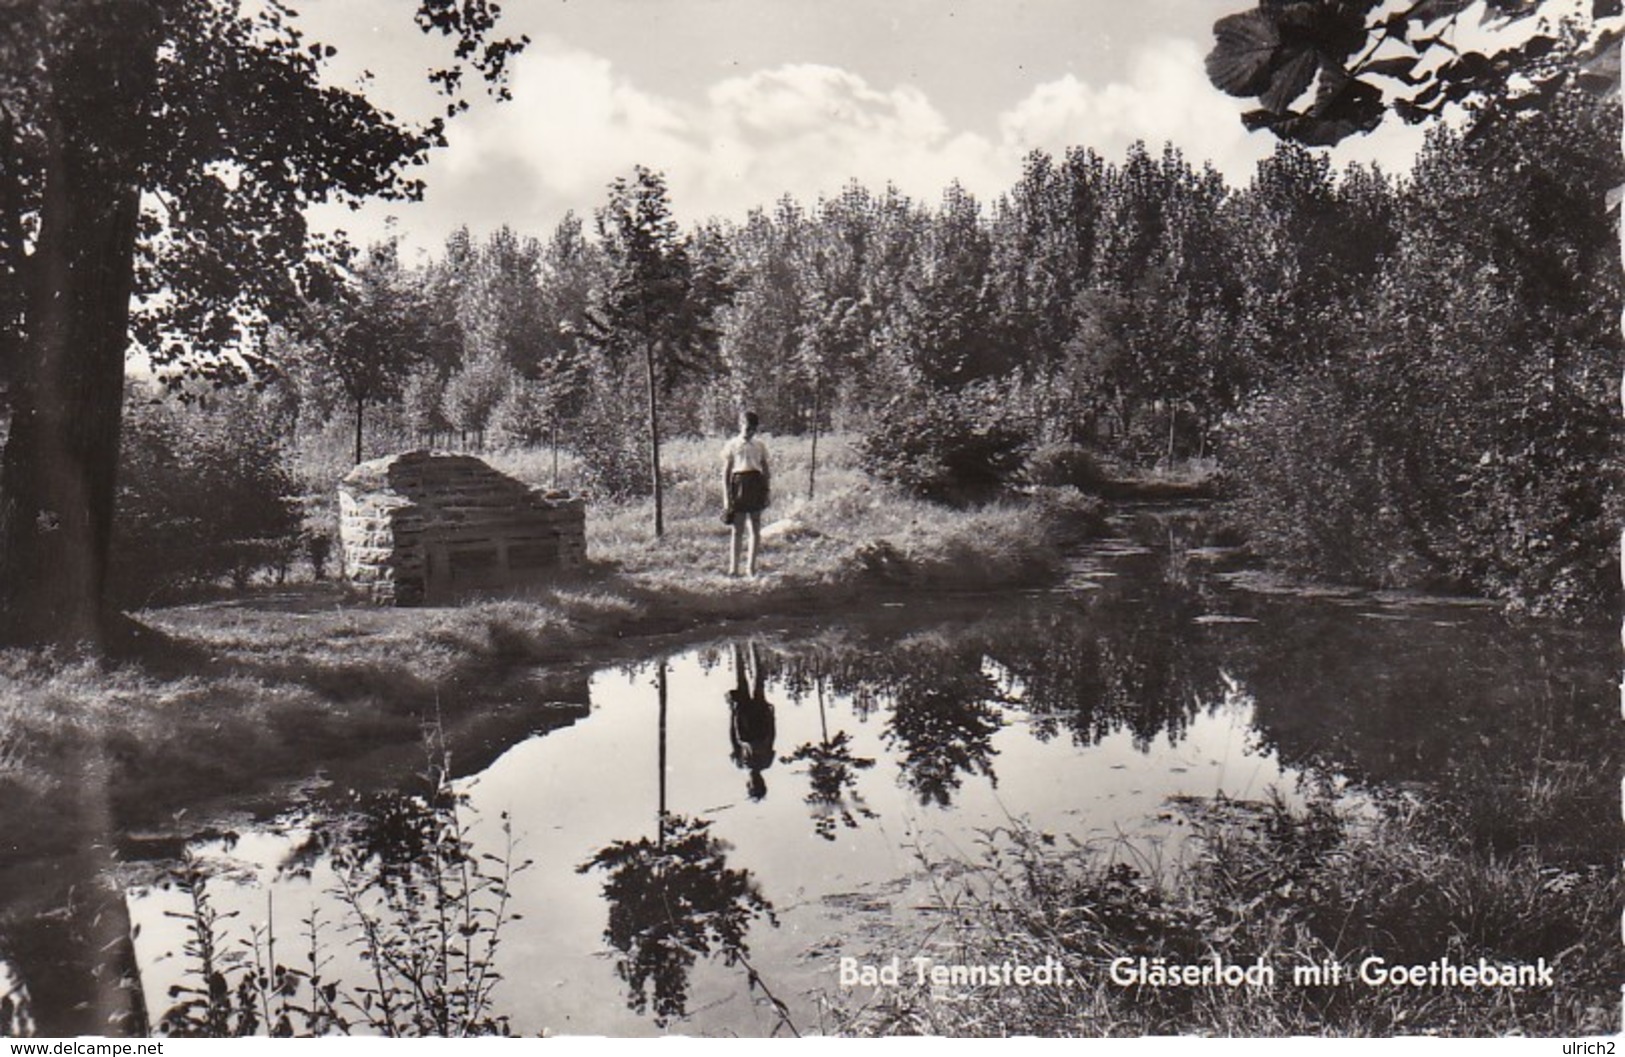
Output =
[{"x1": 722, "y1": 435, "x2": 770, "y2": 475}]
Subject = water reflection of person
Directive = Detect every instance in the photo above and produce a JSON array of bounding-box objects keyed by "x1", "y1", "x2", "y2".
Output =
[{"x1": 728, "y1": 640, "x2": 776, "y2": 800}]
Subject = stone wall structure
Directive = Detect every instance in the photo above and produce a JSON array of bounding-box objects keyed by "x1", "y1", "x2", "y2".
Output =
[{"x1": 338, "y1": 451, "x2": 585, "y2": 606}]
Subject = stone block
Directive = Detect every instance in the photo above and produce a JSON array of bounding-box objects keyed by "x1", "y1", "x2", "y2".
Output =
[{"x1": 339, "y1": 451, "x2": 589, "y2": 607}]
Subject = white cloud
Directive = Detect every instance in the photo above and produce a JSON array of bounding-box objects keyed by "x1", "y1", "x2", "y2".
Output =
[
  {"x1": 365, "y1": 43, "x2": 1019, "y2": 245},
  {"x1": 429, "y1": 45, "x2": 703, "y2": 214},
  {"x1": 695, "y1": 63, "x2": 1007, "y2": 209},
  {"x1": 998, "y1": 38, "x2": 1427, "y2": 185},
  {"x1": 311, "y1": 35, "x2": 1427, "y2": 254},
  {"x1": 708, "y1": 64, "x2": 946, "y2": 141},
  {"x1": 998, "y1": 39, "x2": 1276, "y2": 183}
]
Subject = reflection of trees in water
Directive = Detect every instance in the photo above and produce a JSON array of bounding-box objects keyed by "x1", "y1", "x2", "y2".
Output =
[
  {"x1": 1234, "y1": 604, "x2": 1620, "y2": 864},
  {"x1": 782, "y1": 732, "x2": 877, "y2": 836},
  {"x1": 1237, "y1": 604, "x2": 1610, "y2": 782},
  {"x1": 772, "y1": 635, "x2": 1005, "y2": 808},
  {"x1": 777, "y1": 565, "x2": 1232, "y2": 767},
  {"x1": 773, "y1": 635, "x2": 892, "y2": 723},
  {"x1": 780, "y1": 683, "x2": 876, "y2": 839},
  {"x1": 723, "y1": 552, "x2": 1613, "y2": 875},
  {"x1": 722, "y1": 551, "x2": 1605, "y2": 841},
  {"x1": 991, "y1": 597, "x2": 1230, "y2": 753},
  {"x1": 883, "y1": 662, "x2": 1005, "y2": 807},
  {"x1": 276, "y1": 766, "x2": 479, "y2": 891},
  {"x1": 578, "y1": 814, "x2": 776, "y2": 1027},
  {"x1": 576, "y1": 656, "x2": 782, "y2": 1028},
  {"x1": 767, "y1": 588, "x2": 1239, "y2": 805}
]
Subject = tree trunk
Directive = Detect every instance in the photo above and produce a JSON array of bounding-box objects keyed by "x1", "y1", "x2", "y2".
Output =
[
  {"x1": 656, "y1": 659, "x2": 668, "y2": 849},
  {"x1": 646, "y1": 339, "x2": 663, "y2": 537},
  {"x1": 353, "y1": 395, "x2": 365, "y2": 465},
  {"x1": 550, "y1": 411, "x2": 560, "y2": 490},
  {"x1": 0, "y1": 113, "x2": 26, "y2": 400},
  {"x1": 807, "y1": 367, "x2": 822, "y2": 500},
  {"x1": 0, "y1": 3, "x2": 162, "y2": 650}
]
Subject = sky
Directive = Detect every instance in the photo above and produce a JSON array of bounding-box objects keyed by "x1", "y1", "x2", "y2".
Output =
[{"x1": 297, "y1": 0, "x2": 1442, "y2": 255}]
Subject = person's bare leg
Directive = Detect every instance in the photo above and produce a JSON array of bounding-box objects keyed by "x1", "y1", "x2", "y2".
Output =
[
  {"x1": 729, "y1": 520, "x2": 743, "y2": 576},
  {"x1": 746, "y1": 511, "x2": 762, "y2": 576}
]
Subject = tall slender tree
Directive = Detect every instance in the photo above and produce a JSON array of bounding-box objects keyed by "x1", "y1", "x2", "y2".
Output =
[
  {"x1": 587, "y1": 166, "x2": 716, "y2": 536},
  {"x1": 298, "y1": 241, "x2": 430, "y2": 464}
]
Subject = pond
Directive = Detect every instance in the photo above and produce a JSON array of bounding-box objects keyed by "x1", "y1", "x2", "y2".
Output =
[{"x1": 4, "y1": 507, "x2": 1617, "y2": 1036}]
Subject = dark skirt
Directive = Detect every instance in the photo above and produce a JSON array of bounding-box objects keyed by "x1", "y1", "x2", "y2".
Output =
[{"x1": 729, "y1": 470, "x2": 769, "y2": 514}]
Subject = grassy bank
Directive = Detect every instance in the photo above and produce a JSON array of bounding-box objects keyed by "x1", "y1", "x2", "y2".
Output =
[
  {"x1": 149, "y1": 433, "x2": 1095, "y2": 676},
  {"x1": 0, "y1": 433, "x2": 1098, "y2": 834},
  {"x1": 834, "y1": 775, "x2": 1619, "y2": 1037}
]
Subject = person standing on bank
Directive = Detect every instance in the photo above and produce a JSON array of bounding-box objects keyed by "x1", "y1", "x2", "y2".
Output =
[{"x1": 722, "y1": 410, "x2": 770, "y2": 577}]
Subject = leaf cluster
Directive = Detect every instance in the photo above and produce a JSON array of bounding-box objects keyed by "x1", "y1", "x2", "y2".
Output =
[
  {"x1": 1206, "y1": 0, "x2": 1618, "y2": 146},
  {"x1": 1, "y1": 0, "x2": 528, "y2": 387}
]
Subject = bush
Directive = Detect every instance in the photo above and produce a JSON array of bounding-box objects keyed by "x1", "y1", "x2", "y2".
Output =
[
  {"x1": 1021, "y1": 442, "x2": 1104, "y2": 491},
  {"x1": 1220, "y1": 371, "x2": 1422, "y2": 590},
  {"x1": 857, "y1": 382, "x2": 1031, "y2": 504},
  {"x1": 441, "y1": 350, "x2": 513, "y2": 444},
  {"x1": 113, "y1": 388, "x2": 302, "y2": 604},
  {"x1": 298, "y1": 496, "x2": 339, "y2": 581},
  {"x1": 563, "y1": 354, "x2": 656, "y2": 500},
  {"x1": 839, "y1": 786, "x2": 1621, "y2": 1036},
  {"x1": 1027, "y1": 485, "x2": 1108, "y2": 543},
  {"x1": 1222, "y1": 340, "x2": 1621, "y2": 616},
  {"x1": 160, "y1": 744, "x2": 526, "y2": 1037},
  {"x1": 571, "y1": 416, "x2": 649, "y2": 500},
  {"x1": 489, "y1": 378, "x2": 555, "y2": 450}
]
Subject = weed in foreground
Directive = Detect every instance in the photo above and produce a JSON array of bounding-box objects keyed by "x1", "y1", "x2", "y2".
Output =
[
  {"x1": 834, "y1": 788, "x2": 1620, "y2": 1038},
  {"x1": 158, "y1": 734, "x2": 529, "y2": 1038}
]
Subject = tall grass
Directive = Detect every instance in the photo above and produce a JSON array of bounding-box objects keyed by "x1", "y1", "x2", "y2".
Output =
[
  {"x1": 279, "y1": 430, "x2": 1092, "y2": 610},
  {"x1": 548, "y1": 432, "x2": 1089, "y2": 594},
  {"x1": 836, "y1": 780, "x2": 1619, "y2": 1038}
]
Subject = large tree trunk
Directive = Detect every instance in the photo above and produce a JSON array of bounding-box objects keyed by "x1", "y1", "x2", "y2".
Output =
[
  {"x1": 0, "y1": 112, "x2": 26, "y2": 403},
  {"x1": 0, "y1": 3, "x2": 161, "y2": 650}
]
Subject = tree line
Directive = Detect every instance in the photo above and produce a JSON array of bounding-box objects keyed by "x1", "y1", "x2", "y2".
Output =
[
  {"x1": 289, "y1": 142, "x2": 1379, "y2": 482},
  {"x1": 271, "y1": 77, "x2": 1618, "y2": 616}
]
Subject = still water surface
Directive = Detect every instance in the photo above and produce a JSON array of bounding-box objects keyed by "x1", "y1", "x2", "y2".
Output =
[{"x1": 24, "y1": 509, "x2": 1624, "y2": 1036}]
